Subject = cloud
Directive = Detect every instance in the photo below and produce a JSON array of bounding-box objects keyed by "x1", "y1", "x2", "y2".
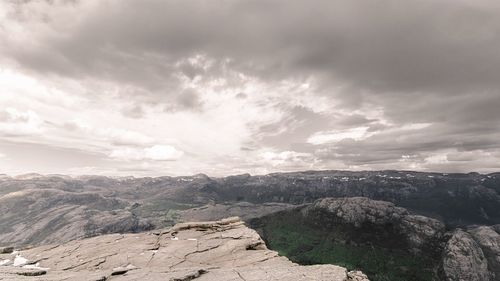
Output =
[
  {"x1": 0, "y1": 0, "x2": 499, "y2": 175},
  {"x1": 109, "y1": 145, "x2": 184, "y2": 161},
  {"x1": 4, "y1": 0, "x2": 500, "y2": 95},
  {"x1": 0, "y1": 108, "x2": 45, "y2": 136},
  {"x1": 259, "y1": 150, "x2": 315, "y2": 170},
  {"x1": 308, "y1": 127, "x2": 372, "y2": 145}
]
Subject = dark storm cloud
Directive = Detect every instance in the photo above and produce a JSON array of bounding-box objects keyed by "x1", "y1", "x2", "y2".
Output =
[
  {"x1": 165, "y1": 88, "x2": 204, "y2": 112},
  {"x1": 255, "y1": 106, "x2": 332, "y2": 149},
  {"x1": 2, "y1": 0, "x2": 500, "y2": 172},
  {"x1": 5, "y1": 0, "x2": 500, "y2": 93},
  {"x1": 315, "y1": 122, "x2": 500, "y2": 169}
]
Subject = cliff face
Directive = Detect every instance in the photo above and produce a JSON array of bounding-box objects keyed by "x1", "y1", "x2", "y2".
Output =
[
  {"x1": 440, "y1": 229, "x2": 491, "y2": 281},
  {"x1": 216, "y1": 171, "x2": 500, "y2": 226},
  {"x1": 250, "y1": 197, "x2": 445, "y2": 281},
  {"x1": 251, "y1": 197, "x2": 500, "y2": 281},
  {"x1": 302, "y1": 197, "x2": 446, "y2": 255},
  {"x1": 440, "y1": 225, "x2": 500, "y2": 281},
  {"x1": 0, "y1": 217, "x2": 368, "y2": 281}
]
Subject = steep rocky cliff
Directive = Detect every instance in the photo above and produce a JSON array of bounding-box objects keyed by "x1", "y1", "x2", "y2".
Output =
[
  {"x1": 216, "y1": 171, "x2": 500, "y2": 226},
  {"x1": 0, "y1": 218, "x2": 368, "y2": 281},
  {"x1": 251, "y1": 197, "x2": 500, "y2": 281},
  {"x1": 302, "y1": 197, "x2": 446, "y2": 254},
  {"x1": 440, "y1": 225, "x2": 500, "y2": 281}
]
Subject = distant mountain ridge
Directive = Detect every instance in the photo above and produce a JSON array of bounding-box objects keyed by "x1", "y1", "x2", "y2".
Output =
[{"x1": 1, "y1": 170, "x2": 499, "y2": 247}]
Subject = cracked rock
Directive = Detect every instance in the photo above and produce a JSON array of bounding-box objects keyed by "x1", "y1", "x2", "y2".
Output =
[{"x1": 0, "y1": 217, "x2": 361, "y2": 280}]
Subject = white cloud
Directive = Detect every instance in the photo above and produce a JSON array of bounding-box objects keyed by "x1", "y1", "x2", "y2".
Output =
[
  {"x1": 0, "y1": 108, "x2": 45, "y2": 136},
  {"x1": 109, "y1": 145, "x2": 183, "y2": 161},
  {"x1": 0, "y1": 0, "x2": 499, "y2": 175},
  {"x1": 260, "y1": 150, "x2": 313, "y2": 166},
  {"x1": 99, "y1": 128, "x2": 154, "y2": 146},
  {"x1": 307, "y1": 123, "x2": 433, "y2": 145},
  {"x1": 308, "y1": 127, "x2": 372, "y2": 145}
]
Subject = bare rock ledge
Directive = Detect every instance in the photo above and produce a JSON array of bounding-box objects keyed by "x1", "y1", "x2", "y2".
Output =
[{"x1": 0, "y1": 217, "x2": 368, "y2": 280}]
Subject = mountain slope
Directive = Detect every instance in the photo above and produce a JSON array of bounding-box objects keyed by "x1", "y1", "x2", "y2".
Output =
[{"x1": 1, "y1": 170, "x2": 500, "y2": 247}]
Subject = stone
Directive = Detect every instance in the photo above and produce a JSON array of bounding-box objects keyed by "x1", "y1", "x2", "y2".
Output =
[
  {"x1": 440, "y1": 229, "x2": 491, "y2": 281},
  {"x1": 0, "y1": 247, "x2": 13, "y2": 254},
  {"x1": 0, "y1": 218, "x2": 358, "y2": 280},
  {"x1": 468, "y1": 225, "x2": 500, "y2": 281},
  {"x1": 347, "y1": 270, "x2": 370, "y2": 281},
  {"x1": 0, "y1": 266, "x2": 47, "y2": 277},
  {"x1": 302, "y1": 197, "x2": 445, "y2": 252},
  {"x1": 111, "y1": 267, "x2": 129, "y2": 275}
]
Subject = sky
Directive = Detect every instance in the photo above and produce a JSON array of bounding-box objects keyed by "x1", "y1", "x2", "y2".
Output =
[{"x1": 1, "y1": 0, "x2": 500, "y2": 177}]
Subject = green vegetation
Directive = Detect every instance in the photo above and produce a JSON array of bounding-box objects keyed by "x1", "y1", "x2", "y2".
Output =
[
  {"x1": 256, "y1": 214, "x2": 438, "y2": 281},
  {"x1": 132, "y1": 199, "x2": 199, "y2": 226}
]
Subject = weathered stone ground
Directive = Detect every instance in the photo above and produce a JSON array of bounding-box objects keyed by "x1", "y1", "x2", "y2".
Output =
[{"x1": 0, "y1": 217, "x2": 367, "y2": 280}]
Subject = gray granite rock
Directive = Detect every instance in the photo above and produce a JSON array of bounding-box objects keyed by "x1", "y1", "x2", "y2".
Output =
[
  {"x1": 302, "y1": 197, "x2": 445, "y2": 252},
  {"x1": 468, "y1": 225, "x2": 500, "y2": 281},
  {"x1": 440, "y1": 229, "x2": 491, "y2": 281},
  {"x1": 0, "y1": 217, "x2": 363, "y2": 280}
]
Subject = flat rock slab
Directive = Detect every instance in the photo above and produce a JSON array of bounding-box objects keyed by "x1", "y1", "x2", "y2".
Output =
[
  {"x1": 0, "y1": 217, "x2": 364, "y2": 280},
  {"x1": 0, "y1": 266, "x2": 46, "y2": 276}
]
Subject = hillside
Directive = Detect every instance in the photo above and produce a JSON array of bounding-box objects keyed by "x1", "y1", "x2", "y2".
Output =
[{"x1": 1, "y1": 171, "x2": 500, "y2": 247}]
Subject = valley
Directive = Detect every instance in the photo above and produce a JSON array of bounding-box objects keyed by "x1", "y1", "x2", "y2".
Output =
[{"x1": 1, "y1": 170, "x2": 500, "y2": 280}]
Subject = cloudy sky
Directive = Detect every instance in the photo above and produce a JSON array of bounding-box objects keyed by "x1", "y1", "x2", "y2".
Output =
[{"x1": 1, "y1": 0, "x2": 500, "y2": 176}]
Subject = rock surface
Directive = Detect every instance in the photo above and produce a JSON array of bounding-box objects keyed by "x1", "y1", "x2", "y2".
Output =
[
  {"x1": 0, "y1": 217, "x2": 368, "y2": 280},
  {"x1": 439, "y1": 225, "x2": 500, "y2": 281},
  {"x1": 440, "y1": 229, "x2": 491, "y2": 281},
  {"x1": 468, "y1": 225, "x2": 500, "y2": 281},
  {"x1": 302, "y1": 197, "x2": 445, "y2": 252}
]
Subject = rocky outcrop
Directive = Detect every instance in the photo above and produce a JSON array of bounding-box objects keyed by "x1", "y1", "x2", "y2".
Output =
[
  {"x1": 436, "y1": 225, "x2": 500, "y2": 281},
  {"x1": 0, "y1": 217, "x2": 368, "y2": 280},
  {"x1": 250, "y1": 197, "x2": 455, "y2": 280},
  {"x1": 249, "y1": 197, "x2": 500, "y2": 281},
  {"x1": 302, "y1": 197, "x2": 445, "y2": 253},
  {"x1": 217, "y1": 171, "x2": 500, "y2": 226},
  {"x1": 468, "y1": 225, "x2": 500, "y2": 280},
  {"x1": 440, "y1": 229, "x2": 491, "y2": 281},
  {"x1": 347, "y1": 271, "x2": 369, "y2": 281}
]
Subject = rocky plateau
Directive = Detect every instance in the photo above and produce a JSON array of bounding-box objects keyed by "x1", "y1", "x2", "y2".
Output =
[{"x1": 0, "y1": 217, "x2": 368, "y2": 281}]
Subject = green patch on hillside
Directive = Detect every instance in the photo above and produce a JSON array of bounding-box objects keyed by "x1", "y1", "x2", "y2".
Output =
[
  {"x1": 131, "y1": 200, "x2": 198, "y2": 226},
  {"x1": 256, "y1": 215, "x2": 438, "y2": 281}
]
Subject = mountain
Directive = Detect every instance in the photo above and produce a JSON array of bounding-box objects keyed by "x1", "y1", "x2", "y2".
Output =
[
  {"x1": 1, "y1": 170, "x2": 500, "y2": 247},
  {"x1": 250, "y1": 197, "x2": 500, "y2": 281},
  {"x1": 1, "y1": 170, "x2": 500, "y2": 280}
]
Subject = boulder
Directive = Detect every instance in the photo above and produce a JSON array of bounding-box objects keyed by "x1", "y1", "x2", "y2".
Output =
[
  {"x1": 440, "y1": 229, "x2": 491, "y2": 281},
  {"x1": 468, "y1": 225, "x2": 500, "y2": 280}
]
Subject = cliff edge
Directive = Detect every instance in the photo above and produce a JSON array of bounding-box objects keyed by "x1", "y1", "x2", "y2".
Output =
[{"x1": 0, "y1": 217, "x2": 368, "y2": 281}]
